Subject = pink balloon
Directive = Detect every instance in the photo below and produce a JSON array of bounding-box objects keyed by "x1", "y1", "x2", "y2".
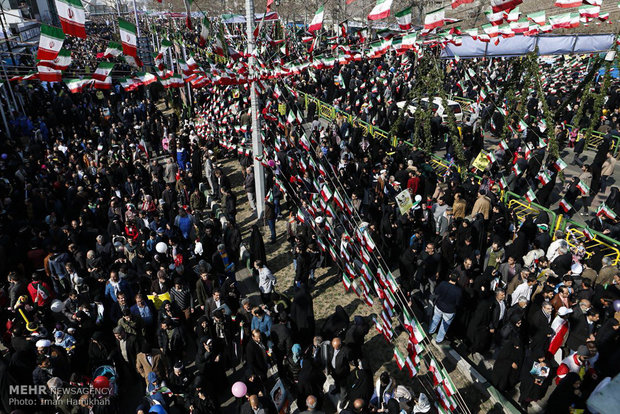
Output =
[{"x1": 231, "y1": 381, "x2": 247, "y2": 398}]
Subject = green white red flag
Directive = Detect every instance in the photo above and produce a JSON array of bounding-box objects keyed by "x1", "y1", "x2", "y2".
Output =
[
  {"x1": 92, "y1": 62, "x2": 114, "y2": 81},
  {"x1": 38, "y1": 24, "x2": 66, "y2": 61},
  {"x1": 55, "y1": 0, "x2": 86, "y2": 38},
  {"x1": 37, "y1": 48, "x2": 72, "y2": 70},
  {"x1": 309, "y1": 6, "x2": 324, "y2": 32},
  {"x1": 424, "y1": 8, "x2": 445, "y2": 30},
  {"x1": 395, "y1": 7, "x2": 412, "y2": 30},
  {"x1": 64, "y1": 78, "x2": 91, "y2": 93},
  {"x1": 368, "y1": 0, "x2": 393, "y2": 20},
  {"x1": 452, "y1": 0, "x2": 474, "y2": 8},
  {"x1": 559, "y1": 198, "x2": 573, "y2": 212},
  {"x1": 93, "y1": 76, "x2": 112, "y2": 90},
  {"x1": 597, "y1": 204, "x2": 617, "y2": 219},
  {"x1": 118, "y1": 19, "x2": 137, "y2": 57},
  {"x1": 102, "y1": 41, "x2": 122, "y2": 58},
  {"x1": 37, "y1": 65, "x2": 62, "y2": 82}
]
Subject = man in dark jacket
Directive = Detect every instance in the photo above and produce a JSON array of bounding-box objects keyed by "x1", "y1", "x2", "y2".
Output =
[
  {"x1": 526, "y1": 301, "x2": 554, "y2": 354},
  {"x1": 326, "y1": 337, "x2": 350, "y2": 395},
  {"x1": 246, "y1": 329, "x2": 269, "y2": 381},
  {"x1": 157, "y1": 318, "x2": 186, "y2": 364},
  {"x1": 566, "y1": 301, "x2": 599, "y2": 353},
  {"x1": 428, "y1": 273, "x2": 462, "y2": 344}
]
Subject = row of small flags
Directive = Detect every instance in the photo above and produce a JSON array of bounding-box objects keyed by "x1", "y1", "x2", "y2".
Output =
[{"x1": 197, "y1": 83, "x2": 466, "y2": 413}]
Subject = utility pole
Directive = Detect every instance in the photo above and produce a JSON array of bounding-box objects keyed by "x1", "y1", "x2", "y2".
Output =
[
  {"x1": 132, "y1": 0, "x2": 141, "y2": 37},
  {"x1": 245, "y1": 0, "x2": 265, "y2": 218}
]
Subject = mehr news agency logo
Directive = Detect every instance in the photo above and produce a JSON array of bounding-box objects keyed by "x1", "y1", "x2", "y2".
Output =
[{"x1": 9, "y1": 383, "x2": 112, "y2": 408}]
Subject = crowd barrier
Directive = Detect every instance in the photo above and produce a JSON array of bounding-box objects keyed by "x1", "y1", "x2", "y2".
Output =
[
  {"x1": 556, "y1": 218, "x2": 620, "y2": 266},
  {"x1": 564, "y1": 124, "x2": 620, "y2": 156},
  {"x1": 293, "y1": 88, "x2": 620, "y2": 255}
]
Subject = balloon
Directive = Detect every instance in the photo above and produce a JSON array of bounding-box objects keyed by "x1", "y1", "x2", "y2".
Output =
[
  {"x1": 92, "y1": 376, "x2": 110, "y2": 389},
  {"x1": 231, "y1": 381, "x2": 247, "y2": 398},
  {"x1": 614, "y1": 300, "x2": 620, "y2": 313},
  {"x1": 156, "y1": 242, "x2": 167, "y2": 254}
]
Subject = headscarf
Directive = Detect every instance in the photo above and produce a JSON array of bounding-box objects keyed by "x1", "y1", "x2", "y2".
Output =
[
  {"x1": 291, "y1": 344, "x2": 302, "y2": 363},
  {"x1": 412, "y1": 392, "x2": 430, "y2": 413}
]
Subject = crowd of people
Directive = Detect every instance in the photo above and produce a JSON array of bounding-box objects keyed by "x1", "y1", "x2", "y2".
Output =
[{"x1": 1, "y1": 10, "x2": 620, "y2": 414}]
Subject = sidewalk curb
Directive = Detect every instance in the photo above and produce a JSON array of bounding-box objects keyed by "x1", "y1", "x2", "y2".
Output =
[{"x1": 433, "y1": 344, "x2": 523, "y2": 414}]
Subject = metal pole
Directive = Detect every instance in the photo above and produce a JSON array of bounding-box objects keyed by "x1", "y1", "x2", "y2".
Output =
[
  {"x1": 132, "y1": 0, "x2": 141, "y2": 37},
  {"x1": 245, "y1": 0, "x2": 265, "y2": 218},
  {"x1": 116, "y1": 0, "x2": 121, "y2": 17}
]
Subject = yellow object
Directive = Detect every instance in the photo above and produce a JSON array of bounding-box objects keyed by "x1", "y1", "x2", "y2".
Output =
[
  {"x1": 472, "y1": 151, "x2": 490, "y2": 171},
  {"x1": 148, "y1": 292, "x2": 171, "y2": 310}
]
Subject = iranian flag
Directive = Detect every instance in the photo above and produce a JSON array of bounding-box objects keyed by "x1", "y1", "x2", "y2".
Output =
[
  {"x1": 120, "y1": 77, "x2": 141, "y2": 91},
  {"x1": 538, "y1": 171, "x2": 551, "y2": 185},
  {"x1": 579, "y1": 4, "x2": 599, "y2": 17},
  {"x1": 402, "y1": 32, "x2": 417, "y2": 48},
  {"x1": 404, "y1": 355, "x2": 417, "y2": 377},
  {"x1": 136, "y1": 72, "x2": 157, "y2": 85},
  {"x1": 37, "y1": 65, "x2": 62, "y2": 82},
  {"x1": 424, "y1": 8, "x2": 445, "y2": 30},
  {"x1": 103, "y1": 41, "x2": 122, "y2": 58},
  {"x1": 286, "y1": 110, "x2": 295, "y2": 124},
  {"x1": 486, "y1": 10, "x2": 505, "y2": 25},
  {"x1": 38, "y1": 24, "x2": 66, "y2": 61},
  {"x1": 549, "y1": 12, "x2": 580, "y2": 28},
  {"x1": 64, "y1": 78, "x2": 91, "y2": 93},
  {"x1": 93, "y1": 76, "x2": 112, "y2": 90},
  {"x1": 511, "y1": 18, "x2": 529, "y2": 33},
  {"x1": 506, "y1": 6, "x2": 520, "y2": 21},
  {"x1": 525, "y1": 188, "x2": 537, "y2": 203},
  {"x1": 452, "y1": 0, "x2": 474, "y2": 8},
  {"x1": 500, "y1": 24, "x2": 515, "y2": 37},
  {"x1": 342, "y1": 273, "x2": 352, "y2": 291},
  {"x1": 554, "y1": 157, "x2": 568, "y2": 171},
  {"x1": 368, "y1": 0, "x2": 393, "y2": 20},
  {"x1": 498, "y1": 176, "x2": 508, "y2": 190},
  {"x1": 394, "y1": 347, "x2": 407, "y2": 370},
  {"x1": 118, "y1": 19, "x2": 137, "y2": 57},
  {"x1": 583, "y1": 227, "x2": 595, "y2": 241},
  {"x1": 518, "y1": 119, "x2": 528, "y2": 131},
  {"x1": 555, "y1": 0, "x2": 582, "y2": 7},
  {"x1": 92, "y1": 62, "x2": 114, "y2": 81},
  {"x1": 482, "y1": 23, "x2": 500, "y2": 37},
  {"x1": 528, "y1": 10, "x2": 546, "y2": 24},
  {"x1": 309, "y1": 6, "x2": 324, "y2": 32},
  {"x1": 538, "y1": 170, "x2": 551, "y2": 185},
  {"x1": 187, "y1": 56, "x2": 198, "y2": 70},
  {"x1": 577, "y1": 180, "x2": 590, "y2": 195},
  {"x1": 155, "y1": 38, "x2": 172, "y2": 61},
  {"x1": 491, "y1": 0, "x2": 522, "y2": 13},
  {"x1": 597, "y1": 204, "x2": 618, "y2": 219},
  {"x1": 55, "y1": 0, "x2": 86, "y2": 38},
  {"x1": 487, "y1": 152, "x2": 497, "y2": 164},
  {"x1": 37, "y1": 48, "x2": 72, "y2": 70},
  {"x1": 199, "y1": 17, "x2": 209, "y2": 47},
  {"x1": 559, "y1": 199, "x2": 573, "y2": 212},
  {"x1": 395, "y1": 7, "x2": 412, "y2": 30}
]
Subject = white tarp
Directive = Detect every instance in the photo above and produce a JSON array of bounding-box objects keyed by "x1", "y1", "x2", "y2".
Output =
[{"x1": 441, "y1": 34, "x2": 615, "y2": 58}]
